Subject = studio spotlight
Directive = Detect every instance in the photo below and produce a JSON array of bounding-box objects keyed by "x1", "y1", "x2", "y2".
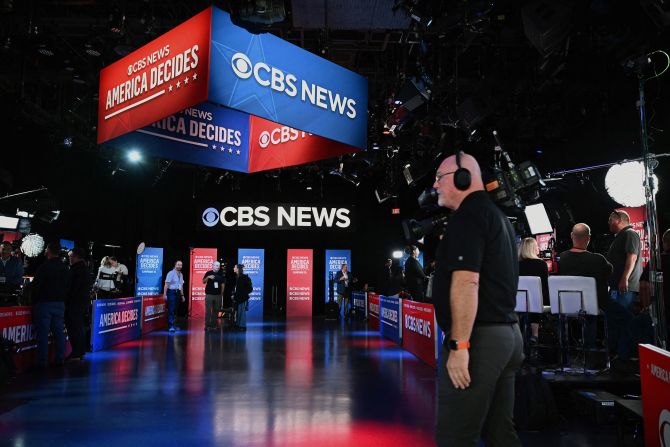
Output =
[
  {"x1": 392, "y1": 250, "x2": 403, "y2": 259},
  {"x1": 21, "y1": 234, "x2": 45, "y2": 258},
  {"x1": 605, "y1": 161, "x2": 658, "y2": 207},
  {"x1": 127, "y1": 150, "x2": 142, "y2": 163}
]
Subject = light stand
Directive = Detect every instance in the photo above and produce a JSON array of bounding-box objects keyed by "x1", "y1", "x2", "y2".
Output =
[
  {"x1": 638, "y1": 63, "x2": 667, "y2": 349},
  {"x1": 545, "y1": 51, "x2": 670, "y2": 349}
]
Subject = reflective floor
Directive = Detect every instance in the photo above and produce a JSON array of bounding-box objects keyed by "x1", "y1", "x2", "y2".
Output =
[
  {"x1": 0, "y1": 319, "x2": 436, "y2": 447},
  {"x1": 0, "y1": 318, "x2": 626, "y2": 446}
]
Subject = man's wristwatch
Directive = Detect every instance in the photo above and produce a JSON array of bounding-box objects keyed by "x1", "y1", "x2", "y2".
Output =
[{"x1": 448, "y1": 339, "x2": 470, "y2": 351}]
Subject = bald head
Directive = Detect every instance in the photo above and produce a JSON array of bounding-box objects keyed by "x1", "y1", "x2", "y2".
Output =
[
  {"x1": 433, "y1": 152, "x2": 484, "y2": 210},
  {"x1": 571, "y1": 223, "x2": 591, "y2": 250}
]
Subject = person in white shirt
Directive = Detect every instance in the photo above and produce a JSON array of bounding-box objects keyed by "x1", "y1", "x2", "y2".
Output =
[
  {"x1": 95, "y1": 256, "x2": 117, "y2": 298},
  {"x1": 110, "y1": 257, "x2": 129, "y2": 294},
  {"x1": 163, "y1": 260, "x2": 185, "y2": 332}
]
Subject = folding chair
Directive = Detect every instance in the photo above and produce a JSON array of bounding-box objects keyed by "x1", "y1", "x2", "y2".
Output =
[
  {"x1": 548, "y1": 276, "x2": 610, "y2": 374},
  {"x1": 516, "y1": 276, "x2": 548, "y2": 357}
]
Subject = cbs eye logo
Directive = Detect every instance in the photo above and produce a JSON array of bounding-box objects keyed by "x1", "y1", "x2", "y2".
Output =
[
  {"x1": 202, "y1": 208, "x2": 220, "y2": 227},
  {"x1": 231, "y1": 53, "x2": 253, "y2": 79},
  {"x1": 259, "y1": 131, "x2": 271, "y2": 148}
]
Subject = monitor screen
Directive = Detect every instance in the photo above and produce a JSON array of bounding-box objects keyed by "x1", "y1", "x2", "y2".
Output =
[
  {"x1": 0, "y1": 216, "x2": 19, "y2": 230},
  {"x1": 60, "y1": 239, "x2": 75, "y2": 250},
  {"x1": 524, "y1": 203, "x2": 553, "y2": 235}
]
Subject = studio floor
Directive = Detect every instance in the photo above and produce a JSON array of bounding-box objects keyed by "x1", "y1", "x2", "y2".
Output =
[{"x1": 0, "y1": 318, "x2": 630, "y2": 446}]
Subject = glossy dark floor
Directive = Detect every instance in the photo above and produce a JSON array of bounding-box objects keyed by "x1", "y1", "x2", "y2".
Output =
[{"x1": 0, "y1": 318, "x2": 632, "y2": 446}]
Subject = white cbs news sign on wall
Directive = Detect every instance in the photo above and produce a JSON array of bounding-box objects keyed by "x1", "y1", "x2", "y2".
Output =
[{"x1": 199, "y1": 204, "x2": 354, "y2": 231}]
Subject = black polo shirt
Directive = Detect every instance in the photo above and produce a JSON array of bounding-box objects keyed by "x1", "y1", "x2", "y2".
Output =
[
  {"x1": 606, "y1": 225, "x2": 642, "y2": 292},
  {"x1": 433, "y1": 191, "x2": 518, "y2": 333},
  {"x1": 203, "y1": 270, "x2": 225, "y2": 295}
]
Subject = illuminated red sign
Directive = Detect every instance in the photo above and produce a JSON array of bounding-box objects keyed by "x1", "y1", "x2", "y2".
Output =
[
  {"x1": 189, "y1": 248, "x2": 218, "y2": 318},
  {"x1": 98, "y1": 8, "x2": 212, "y2": 144},
  {"x1": 248, "y1": 115, "x2": 357, "y2": 173},
  {"x1": 286, "y1": 249, "x2": 313, "y2": 317}
]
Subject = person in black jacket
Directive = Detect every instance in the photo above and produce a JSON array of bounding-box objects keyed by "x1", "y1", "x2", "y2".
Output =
[
  {"x1": 378, "y1": 258, "x2": 393, "y2": 296},
  {"x1": 558, "y1": 223, "x2": 613, "y2": 353},
  {"x1": 65, "y1": 247, "x2": 90, "y2": 361},
  {"x1": 518, "y1": 237, "x2": 550, "y2": 344},
  {"x1": 335, "y1": 263, "x2": 357, "y2": 318},
  {"x1": 232, "y1": 264, "x2": 252, "y2": 331},
  {"x1": 32, "y1": 241, "x2": 69, "y2": 368},
  {"x1": 387, "y1": 264, "x2": 405, "y2": 296},
  {"x1": 404, "y1": 245, "x2": 427, "y2": 302}
]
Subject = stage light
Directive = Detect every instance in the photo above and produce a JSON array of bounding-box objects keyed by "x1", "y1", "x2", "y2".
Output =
[
  {"x1": 392, "y1": 251, "x2": 403, "y2": 259},
  {"x1": 21, "y1": 234, "x2": 45, "y2": 258},
  {"x1": 16, "y1": 210, "x2": 33, "y2": 218},
  {"x1": 127, "y1": 150, "x2": 142, "y2": 163},
  {"x1": 37, "y1": 44, "x2": 54, "y2": 56},
  {"x1": 605, "y1": 161, "x2": 659, "y2": 207}
]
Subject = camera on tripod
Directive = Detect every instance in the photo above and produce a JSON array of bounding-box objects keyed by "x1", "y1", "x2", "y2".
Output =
[{"x1": 401, "y1": 131, "x2": 545, "y2": 243}]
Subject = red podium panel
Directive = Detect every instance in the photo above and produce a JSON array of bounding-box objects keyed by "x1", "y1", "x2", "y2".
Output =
[
  {"x1": 286, "y1": 249, "x2": 313, "y2": 317},
  {"x1": 640, "y1": 344, "x2": 670, "y2": 446},
  {"x1": 189, "y1": 248, "x2": 218, "y2": 317}
]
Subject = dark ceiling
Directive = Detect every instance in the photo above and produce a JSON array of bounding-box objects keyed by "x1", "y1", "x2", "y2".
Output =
[{"x1": 0, "y1": 0, "x2": 669, "y2": 277}]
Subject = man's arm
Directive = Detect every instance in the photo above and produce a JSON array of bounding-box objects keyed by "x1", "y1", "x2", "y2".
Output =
[
  {"x1": 163, "y1": 272, "x2": 170, "y2": 297},
  {"x1": 447, "y1": 270, "x2": 479, "y2": 389},
  {"x1": 619, "y1": 253, "x2": 638, "y2": 293}
]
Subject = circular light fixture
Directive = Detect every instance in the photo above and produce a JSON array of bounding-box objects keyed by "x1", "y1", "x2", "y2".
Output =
[
  {"x1": 21, "y1": 234, "x2": 45, "y2": 258},
  {"x1": 605, "y1": 161, "x2": 659, "y2": 207},
  {"x1": 127, "y1": 150, "x2": 142, "y2": 163}
]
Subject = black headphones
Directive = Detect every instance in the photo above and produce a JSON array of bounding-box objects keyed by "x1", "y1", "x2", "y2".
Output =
[{"x1": 454, "y1": 151, "x2": 472, "y2": 191}]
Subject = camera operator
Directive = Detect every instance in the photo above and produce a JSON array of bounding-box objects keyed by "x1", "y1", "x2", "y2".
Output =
[{"x1": 432, "y1": 151, "x2": 523, "y2": 446}]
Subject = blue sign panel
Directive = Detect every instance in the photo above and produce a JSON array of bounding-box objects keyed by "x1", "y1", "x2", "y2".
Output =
[
  {"x1": 351, "y1": 291, "x2": 366, "y2": 316},
  {"x1": 209, "y1": 8, "x2": 368, "y2": 150},
  {"x1": 136, "y1": 247, "x2": 164, "y2": 298},
  {"x1": 109, "y1": 102, "x2": 251, "y2": 173},
  {"x1": 92, "y1": 297, "x2": 143, "y2": 352},
  {"x1": 238, "y1": 248, "x2": 264, "y2": 322},
  {"x1": 380, "y1": 295, "x2": 402, "y2": 345},
  {"x1": 324, "y1": 249, "x2": 351, "y2": 302}
]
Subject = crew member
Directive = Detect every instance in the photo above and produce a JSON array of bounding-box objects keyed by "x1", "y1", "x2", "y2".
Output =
[
  {"x1": 432, "y1": 151, "x2": 523, "y2": 446},
  {"x1": 32, "y1": 242, "x2": 69, "y2": 368},
  {"x1": 335, "y1": 263, "x2": 353, "y2": 318},
  {"x1": 404, "y1": 245, "x2": 427, "y2": 302},
  {"x1": 0, "y1": 241, "x2": 24, "y2": 287},
  {"x1": 232, "y1": 264, "x2": 252, "y2": 331},
  {"x1": 163, "y1": 260, "x2": 185, "y2": 332},
  {"x1": 518, "y1": 237, "x2": 549, "y2": 345},
  {"x1": 203, "y1": 261, "x2": 225, "y2": 331},
  {"x1": 558, "y1": 223, "x2": 612, "y2": 360},
  {"x1": 66, "y1": 247, "x2": 90, "y2": 361},
  {"x1": 606, "y1": 210, "x2": 642, "y2": 366}
]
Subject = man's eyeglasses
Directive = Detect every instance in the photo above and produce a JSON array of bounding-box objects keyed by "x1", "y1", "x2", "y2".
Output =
[{"x1": 435, "y1": 170, "x2": 457, "y2": 183}]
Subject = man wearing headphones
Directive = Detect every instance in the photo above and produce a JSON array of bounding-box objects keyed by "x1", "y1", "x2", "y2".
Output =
[{"x1": 432, "y1": 152, "x2": 523, "y2": 446}]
